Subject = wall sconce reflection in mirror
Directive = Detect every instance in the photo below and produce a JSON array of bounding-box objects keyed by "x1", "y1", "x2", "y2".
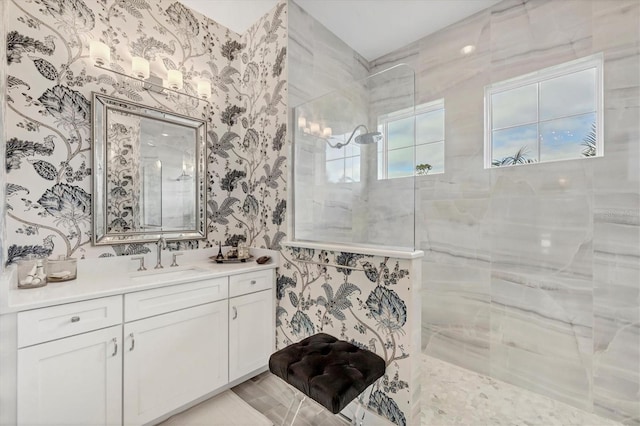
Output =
[{"x1": 90, "y1": 41, "x2": 210, "y2": 102}]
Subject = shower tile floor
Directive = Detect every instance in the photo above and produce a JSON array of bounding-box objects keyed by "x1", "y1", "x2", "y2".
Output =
[
  {"x1": 231, "y1": 355, "x2": 622, "y2": 425},
  {"x1": 422, "y1": 354, "x2": 622, "y2": 426}
]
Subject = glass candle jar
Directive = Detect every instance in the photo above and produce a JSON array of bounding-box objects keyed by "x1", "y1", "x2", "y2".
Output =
[
  {"x1": 17, "y1": 256, "x2": 48, "y2": 289},
  {"x1": 47, "y1": 256, "x2": 77, "y2": 282}
]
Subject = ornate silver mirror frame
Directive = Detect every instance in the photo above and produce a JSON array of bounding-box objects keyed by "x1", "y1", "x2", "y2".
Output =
[{"x1": 92, "y1": 93, "x2": 207, "y2": 245}]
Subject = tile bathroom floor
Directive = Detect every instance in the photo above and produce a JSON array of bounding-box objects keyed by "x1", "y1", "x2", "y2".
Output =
[
  {"x1": 421, "y1": 354, "x2": 622, "y2": 426},
  {"x1": 230, "y1": 355, "x2": 623, "y2": 425}
]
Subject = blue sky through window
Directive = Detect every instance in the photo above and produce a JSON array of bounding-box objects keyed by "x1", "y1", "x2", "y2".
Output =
[{"x1": 487, "y1": 55, "x2": 601, "y2": 167}]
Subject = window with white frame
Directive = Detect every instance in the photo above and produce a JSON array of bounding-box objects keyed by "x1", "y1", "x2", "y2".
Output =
[
  {"x1": 485, "y1": 54, "x2": 603, "y2": 168},
  {"x1": 378, "y1": 99, "x2": 445, "y2": 179}
]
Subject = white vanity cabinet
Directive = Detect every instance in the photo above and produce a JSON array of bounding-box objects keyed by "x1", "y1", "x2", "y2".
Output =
[
  {"x1": 16, "y1": 297, "x2": 123, "y2": 426},
  {"x1": 6, "y1": 263, "x2": 276, "y2": 426},
  {"x1": 122, "y1": 278, "x2": 229, "y2": 426},
  {"x1": 228, "y1": 270, "x2": 275, "y2": 382}
]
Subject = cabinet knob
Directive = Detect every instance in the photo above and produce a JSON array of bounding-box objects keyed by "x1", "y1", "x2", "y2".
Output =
[
  {"x1": 232, "y1": 307, "x2": 238, "y2": 320},
  {"x1": 112, "y1": 338, "x2": 118, "y2": 357},
  {"x1": 250, "y1": 280, "x2": 257, "y2": 285},
  {"x1": 71, "y1": 316, "x2": 80, "y2": 323},
  {"x1": 129, "y1": 333, "x2": 135, "y2": 351}
]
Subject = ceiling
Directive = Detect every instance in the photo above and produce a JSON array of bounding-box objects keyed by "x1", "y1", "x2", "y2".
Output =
[{"x1": 181, "y1": 0, "x2": 501, "y2": 61}]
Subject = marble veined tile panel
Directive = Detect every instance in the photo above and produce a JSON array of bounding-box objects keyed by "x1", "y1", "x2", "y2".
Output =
[
  {"x1": 370, "y1": 39, "x2": 420, "y2": 73},
  {"x1": 593, "y1": 191, "x2": 640, "y2": 424},
  {"x1": 592, "y1": 0, "x2": 640, "y2": 52},
  {"x1": 423, "y1": 326, "x2": 491, "y2": 377},
  {"x1": 490, "y1": 160, "x2": 594, "y2": 198},
  {"x1": 489, "y1": 0, "x2": 593, "y2": 82},
  {"x1": 491, "y1": 270, "x2": 593, "y2": 358},
  {"x1": 421, "y1": 261, "x2": 491, "y2": 374},
  {"x1": 418, "y1": 199, "x2": 491, "y2": 266},
  {"x1": 489, "y1": 195, "x2": 593, "y2": 277},
  {"x1": 490, "y1": 317, "x2": 592, "y2": 410},
  {"x1": 427, "y1": 165, "x2": 493, "y2": 201}
]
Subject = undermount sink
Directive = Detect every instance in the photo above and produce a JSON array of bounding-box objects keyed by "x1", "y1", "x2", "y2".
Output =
[{"x1": 129, "y1": 266, "x2": 209, "y2": 283}]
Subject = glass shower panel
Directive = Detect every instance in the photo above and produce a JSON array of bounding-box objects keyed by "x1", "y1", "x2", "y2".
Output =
[{"x1": 293, "y1": 64, "x2": 416, "y2": 251}]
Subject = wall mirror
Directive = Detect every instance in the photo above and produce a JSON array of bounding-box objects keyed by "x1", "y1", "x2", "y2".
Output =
[{"x1": 92, "y1": 93, "x2": 207, "y2": 245}]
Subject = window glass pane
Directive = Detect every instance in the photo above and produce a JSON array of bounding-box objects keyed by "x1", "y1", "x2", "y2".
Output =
[
  {"x1": 491, "y1": 124, "x2": 538, "y2": 167},
  {"x1": 540, "y1": 68, "x2": 596, "y2": 121},
  {"x1": 326, "y1": 159, "x2": 344, "y2": 183},
  {"x1": 417, "y1": 109, "x2": 444, "y2": 144},
  {"x1": 388, "y1": 147, "x2": 414, "y2": 178},
  {"x1": 491, "y1": 83, "x2": 537, "y2": 129},
  {"x1": 416, "y1": 142, "x2": 444, "y2": 175},
  {"x1": 345, "y1": 156, "x2": 361, "y2": 182},
  {"x1": 387, "y1": 117, "x2": 414, "y2": 150},
  {"x1": 378, "y1": 153, "x2": 384, "y2": 179},
  {"x1": 540, "y1": 112, "x2": 596, "y2": 162}
]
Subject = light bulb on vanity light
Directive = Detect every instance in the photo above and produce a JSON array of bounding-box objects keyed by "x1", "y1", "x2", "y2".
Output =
[
  {"x1": 131, "y1": 57, "x2": 150, "y2": 79},
  {"x1": 197, "y1": 81, "x2": 211, "y2": 99},
  {"x1": 297, "y1": 116, "x2": 307, "y2": 129},
  {"x1": 322, "y1": 127, "x2": 332, "y2": 138},
  {"x1": 90, "y1": 41, "x2": 110, "y2": 66},
  {"x1": 309, "y1": 122, "x2": 320, "y2": 135},
  {"x1": 167, "y1": 69, "x2": 183, "y2": 90}
]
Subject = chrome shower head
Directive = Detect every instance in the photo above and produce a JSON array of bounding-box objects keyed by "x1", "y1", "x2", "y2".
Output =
[
  {"x1": 354, "y1": 132, "x2": 382, "y2": 145},
  {"x1": 324, "y1": 124, "x2": 383, "y2": 149}
]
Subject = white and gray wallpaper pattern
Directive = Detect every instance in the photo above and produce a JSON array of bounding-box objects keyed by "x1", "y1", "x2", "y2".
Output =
[
  {"x1": 5, "y1": 0, "x2": 287, "y2": 261},
  {"x1": 276, "y1": 247, "x2": 414, "y2": 425}
]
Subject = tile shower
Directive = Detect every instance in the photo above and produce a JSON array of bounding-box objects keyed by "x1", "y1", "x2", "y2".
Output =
[{"x1": 290, "y1": 0, "x2": 639, "y2": 424}]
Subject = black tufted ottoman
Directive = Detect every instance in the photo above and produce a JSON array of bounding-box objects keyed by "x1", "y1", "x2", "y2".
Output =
[{"x1": 269, "y1": 333, "x2": 385, "y2": 424}]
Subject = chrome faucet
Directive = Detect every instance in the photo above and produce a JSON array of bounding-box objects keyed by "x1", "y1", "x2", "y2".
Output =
[{"x1": 155, "y1": 237, "x2": 167, "y2": 269}]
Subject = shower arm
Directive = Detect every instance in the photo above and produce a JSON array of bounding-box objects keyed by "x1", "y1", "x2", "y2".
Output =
[{"x1": 324, "y1": 124, "x2": 370, "y2": 149}]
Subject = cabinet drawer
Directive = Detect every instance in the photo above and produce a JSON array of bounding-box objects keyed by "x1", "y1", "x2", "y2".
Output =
[
  {"x1": 229, "y1": 270, "x2": 273, "y2": 298},
  {"x1": 125, "y1": 277, "x2": 228, "y2": 322},
  {"x1": 18, "y1": 296, "x2": 122, "y2": 348}
]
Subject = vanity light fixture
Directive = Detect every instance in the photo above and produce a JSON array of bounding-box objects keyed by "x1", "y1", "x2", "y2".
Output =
[
  {"x1": 197, "y1": 81, "x2": 211, "y2": 100},
  {"x1": 90, "y1": 41, "x2": 208, "y2": 103},
  {"x1": 90, "y1": 41, "x2": 110, "y2": 66},
  {"x1": 309, "y1": 122, "x2": 321, "y2": 135},
  {"x1": 167, "y1": 70, "x2": 183, "y2": 91},
  {"x1": 131, "y1": 56, "x2": 150, "y2": 80},
  {"x1": 93, "y1": 63, "x2": 209, "y2": 103}
]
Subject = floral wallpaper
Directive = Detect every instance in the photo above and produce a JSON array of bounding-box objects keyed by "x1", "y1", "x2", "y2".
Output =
[
  {"x1": 209, "y1": 1, "x2": 287, "y2": 251},
  {"x1": 4, "y1": 0, "x2": 287, "y2": 262},
  {"x1": 277, "y1": 246, "x2": 415, "y2": 426},
  {"x1": 105, "y1": 111, "x2": 141, "y2": 233}
]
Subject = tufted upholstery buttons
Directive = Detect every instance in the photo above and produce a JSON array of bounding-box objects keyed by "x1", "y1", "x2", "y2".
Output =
[{"x1": 269, "y1": 333, "x2": 385, "y2": 414}]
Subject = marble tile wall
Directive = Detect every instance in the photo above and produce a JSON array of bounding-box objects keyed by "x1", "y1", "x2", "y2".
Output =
[{"x1": 370, "y1": 0, "x2": 639, "y2": 423}]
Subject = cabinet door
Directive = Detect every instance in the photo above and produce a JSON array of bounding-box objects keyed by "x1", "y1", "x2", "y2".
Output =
[
  {"x1": 17, "y1": 325, "x2": 122, "y2": 426},
  {"x1": 123, "y1": 300, "x2": 228, "y2": 426},
  {"x1": 229, "y1": 290, "x2": 273, "y2": 382}
]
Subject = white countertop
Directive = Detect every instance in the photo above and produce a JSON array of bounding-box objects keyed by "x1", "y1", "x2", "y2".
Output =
[{"x1": 0, "y1": 248, "x2": 278, "y2": 314}]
